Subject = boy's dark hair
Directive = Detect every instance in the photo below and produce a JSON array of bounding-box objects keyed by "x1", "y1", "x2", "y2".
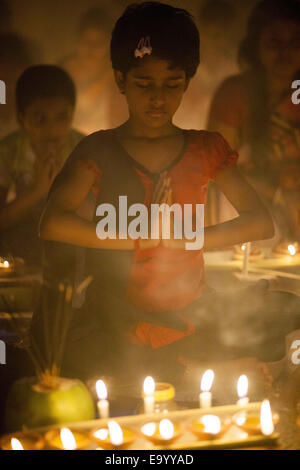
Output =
[
  {"x1": 110, "y1": 1, "x2": 200, "y2": 80},
  {"x1": 239, "y1": 0, "x2": 300, "y2": 69},
  {"x1": 16, "y1": 64, "x2": 76, "y2": 114}
]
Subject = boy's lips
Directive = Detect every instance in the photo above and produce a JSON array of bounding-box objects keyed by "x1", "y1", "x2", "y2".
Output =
[{"x1": 146, "y1": 110, "x2": 167, "y2": 118}]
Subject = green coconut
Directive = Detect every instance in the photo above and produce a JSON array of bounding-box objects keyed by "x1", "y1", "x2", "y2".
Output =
[{"x1": 5, "y1": 376, "x2": 95, "y2": 432}]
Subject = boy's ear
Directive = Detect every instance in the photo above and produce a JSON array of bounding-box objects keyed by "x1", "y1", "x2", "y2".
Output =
[{"x1": 114, "y1": 70, "x2": 126, "y2": 94}]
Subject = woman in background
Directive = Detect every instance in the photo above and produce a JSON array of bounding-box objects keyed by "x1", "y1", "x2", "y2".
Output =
[{"x1": 207, "y1": 0, "x2": 300, "y2": 240}]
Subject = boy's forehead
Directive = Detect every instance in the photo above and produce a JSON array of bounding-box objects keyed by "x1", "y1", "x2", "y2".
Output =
[
  {"x1": 129, "y1": 56, "x2": 186, "y2": 78},
  {"x1": 24, "y1": 96, "x2": 74, "y2": 115}
]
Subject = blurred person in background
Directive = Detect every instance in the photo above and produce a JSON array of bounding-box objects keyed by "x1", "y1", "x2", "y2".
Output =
[
  {"x1": 61, "y1": 5, "x2": 128, "y2": 134},
  {"x1": 0, "y1": 33, "x2": 34, "y2": 139},
  {"x1": 174, "y1": 0, "x2": 240, "y2": 132},
  {"x1": 0, "y1": 0, "x2": 12, "y2": 32},
  {"x1": 0, "y1": 65, "x2": 84, "y2": 266},
  {"x1": 207, "y1": 0, "x2": 300, "y2": 241}
]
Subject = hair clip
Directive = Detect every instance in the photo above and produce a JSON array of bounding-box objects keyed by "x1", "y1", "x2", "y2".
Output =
[{"x1": 134, "y1": 36, "x2": 152, "y2": 59}]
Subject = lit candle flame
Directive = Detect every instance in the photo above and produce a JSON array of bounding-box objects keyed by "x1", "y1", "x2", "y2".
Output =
[
  {"x1": 241, "y1": 244, "x2": 246, "y2": 251},
  {"x1": 260, "y1": 400, "x2": 274, "y2": 436},
  {"x1": 141, "y1": 422, "x2": 156, "y2": 437},
  {"x1": 60, "y1": 428, "x2": 77, "y2": 450},
  {"x1": 108, "y1": 421, "x2": 123, "y2": 446},
  {"x1": 11, "y1": 438, "x2": 24, "y2": 450},
  {"x1": 143, "y1": 376, "x2": 155, "y2": 395},
  {"x1": 288, "y1": 244, "x2": 296, "y2": 256},
  {"x1": 94, "y1": 428, "x2": 109, "y2": 440},
  {"x1": 200, "y1": 369, "x2": 214, "y2": 392},
  {"x1": 237, "y1": 375, "x2": 248, "y2": 398},
  {"x1": 159, "y1": 419, "x2": 174, "y2": 440},
  {"x1": 201, "y1": 415, "x2": 221, "y2": 434},
  {"x1": 96, "y1": 379, "x2": 107, "y2": 400},
  {"x1": 3, "y1": 260, "x2": 9, "y2": 268}
]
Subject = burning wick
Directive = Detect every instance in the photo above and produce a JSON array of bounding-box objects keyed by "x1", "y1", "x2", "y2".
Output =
[
  {"x1": 159, "y1": 419, "x2": 174, "y2": 440},
  {"x1": 0, "y1": 259, "x2": 9, "y2": 268},
  {"x1": 199, "y1": 369, "x2": 214, "y2": 408},
  {"x1": 60, "y1": 428, "x2": 77, "y2": 450},
  {"x1": 288, "y1": 244, "x2": 296, "y2": 256},
  {"x1": 143, "y1": 376, "x2": 155, "y2": 414},
  {"x1": 260, "y1": 400, "x2": 274, "y2": 436},
  {"x1": 236, "y1": 375, "x2": 249, "y2": 407},
  {"x1": 96, "y1": 379, "x2": 109, "y2": 419},
  {"x1": 201, "y1": 415, "x2": 221, "y2": 435},
  {"x1": 108, "y1": 421, "x2": 123, "y2": 447},
  {"x1": 11, "y1": 438, "x2": 24, "y2": 450}
]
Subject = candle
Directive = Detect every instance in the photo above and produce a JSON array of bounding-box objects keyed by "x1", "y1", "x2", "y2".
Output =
[
  {"x1": 143, "y1": 376, "x2": 155, "y2": 414},
  {"x1": 96, "y1": 379, "x2": 109, "y2": 419},
  {"x1": 0, "y1": 431, "x2": 45, "y2": 450},
  {"x1": 199, "y1": 369, "x2": 214, "y2": 408},
  {"x1": 288, "y1": 244, "x2": 296, "y2": 256},
  {"x1": 0, "y1": 259, "x2": 9, "y2": 268},
  {"x1": 242, "y1": 242, "x2": 251, "y2": 276},
  {"x1": 61, "y1": 428, "x2": 77, "y2": 450},
  {"x1": 260, "y1": 400, "x2": 274, "y2": 436},
  {"x1": 45, "y1": 428, "x2": 90, "y2": 450},
  {"x1": 141, "y1": 419, "x2": 181, "y2": 445},
  {"x1": 190, "y1": 414, "x2": 229, "y2": 440},
  {"x1": 91, "y1": 421, "x2": 136, "y2": 450},
  {"x1": 236, "y1": 375, "x2": 249, "y2": 406}
]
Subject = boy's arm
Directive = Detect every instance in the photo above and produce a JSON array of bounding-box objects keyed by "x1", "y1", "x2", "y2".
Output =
[
  {"x1": 0, "y1": 158, "x2": 57, "y2": 232},
  {"x1": 203, "y1": 164, "x2": 274, "y2": 250},
  {"x1": 162, "y1": 164, "x2": 274, "y2": 251},
  {"x1": 39, "y1": 159, "x2": 158, "y2": 250}
]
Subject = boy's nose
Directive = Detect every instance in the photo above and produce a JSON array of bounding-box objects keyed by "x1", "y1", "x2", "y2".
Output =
[{"x1": 149, "y1": 86, "x2": 166, "y2": 105}]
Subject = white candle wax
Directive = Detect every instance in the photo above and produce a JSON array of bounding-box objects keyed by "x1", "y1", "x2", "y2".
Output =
[
  {"x1": 97, "y1": 399, "x2": 109, "y2": 419},
  {"x1": 236, "y1": 397, "x2": 249, "y2": 407},
  {"x1": 144, "y1": 395, "x2": 155, "y2": 414},
  {"x1": 199, "y1": 391, "x2": 212, "y2": 409},
  {"x1": 242, "y1": 242, "x2": 251, "y2": 276}
]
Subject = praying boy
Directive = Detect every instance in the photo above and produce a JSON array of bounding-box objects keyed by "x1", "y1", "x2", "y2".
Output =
[{"x1": 0, "y1": 65, "x2": 84, "y2": 265}]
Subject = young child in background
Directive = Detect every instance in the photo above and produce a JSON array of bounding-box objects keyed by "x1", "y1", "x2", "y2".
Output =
[
  {"x1": 0, "y1": 65, "x2": 84, "y2": 265},
  {"x1": 36, "y1": 2, "x2": 277, "y2": 390}
]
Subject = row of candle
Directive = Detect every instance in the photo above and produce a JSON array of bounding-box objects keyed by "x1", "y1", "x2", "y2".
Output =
[
  {"x1": 1, "y1": 371, "x2": 275, "y2": 450},
  {"x1": 3, "y1": 399, "x2": 275, "y2": 450},
  {"x1": 95, "y1": 371, "x2": 250, "y2": 419}
]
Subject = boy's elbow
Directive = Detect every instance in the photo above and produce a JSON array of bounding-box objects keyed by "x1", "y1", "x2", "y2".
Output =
[{"x1": 38, "y1": 212, "x2": 56, "y2": 240}]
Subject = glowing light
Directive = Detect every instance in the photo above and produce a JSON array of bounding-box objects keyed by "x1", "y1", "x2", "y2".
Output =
[
  {"x1": 11, "y1": 438, "x2": 24, "y2": 450},
  {"x1": 60, "y1": 428, "x2": 77, "y2": 450},
  {"x1": 288, "y1": 244, "x2": 296, "y2": 256},
  {"x1": 260, "y1": 400, "x2": 274, "y2": 436},
  {"x1": 96, "y1": 380, "x2": 107, "y2": 400},
  {"x1": 159, "y1": 419, "x2": 174, "y2": 440},
  {"x1": 237, "y1": 375, "x2": 248, "y2": 398},
  {"x1": 93, "y1": 428, "x2": 109, "y2": 440},
  {"x1": 141, "y1": 422, "x2": 156, "y2": 437},
  {"x1": 200, "y1": 369, "x2": 214, "y2": 392},
  {"x1": 108, "y1": 421, "x2": 123, "y2": 446},
  {"x1": 241, "y1": 244, "x2": 246, "y2": 251},
  {"x1": 143, "y1": 376, "x2": 155, "y2": 395},
  {"x1": 201, "y1": 415, "x2": 221, "y2": 435}
]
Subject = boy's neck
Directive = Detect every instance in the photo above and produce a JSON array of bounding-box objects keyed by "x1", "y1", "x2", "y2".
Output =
[{"x1": 121, "y1": 119, "x2": 180, "y2": 140}]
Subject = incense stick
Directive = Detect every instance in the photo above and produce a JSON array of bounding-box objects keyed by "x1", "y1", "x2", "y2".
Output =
[
  {"x1": 56, "y1": 283, "x2": 74, "y2": 376},
  {"x1": 52, "y1": 283, "x2": 65, "y2": 371}
]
